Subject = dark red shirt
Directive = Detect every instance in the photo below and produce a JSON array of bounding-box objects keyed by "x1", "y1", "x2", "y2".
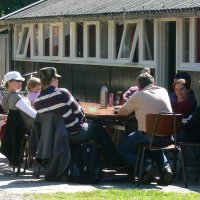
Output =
[{"x1": 171, "y1": 98, "x2": 196, "y2": 118}]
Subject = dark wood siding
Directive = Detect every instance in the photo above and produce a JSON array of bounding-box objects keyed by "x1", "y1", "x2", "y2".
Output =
[{"x1": 14, "y1": 61, "x2": 199, "y2": 104}]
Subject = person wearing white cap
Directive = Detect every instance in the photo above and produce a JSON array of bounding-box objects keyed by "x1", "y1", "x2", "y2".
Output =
[{"x1": 2, "y1": 71, "x2": 37, "y2": 132}]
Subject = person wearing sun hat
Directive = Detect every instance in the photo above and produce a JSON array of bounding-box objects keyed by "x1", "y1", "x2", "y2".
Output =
[{"x1": 2, "y1": 71, "x2": 37, "y2": 132}]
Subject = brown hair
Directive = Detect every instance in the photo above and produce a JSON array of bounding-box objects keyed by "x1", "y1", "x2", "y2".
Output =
[
  {"x1": 173, "y1": 78, "x2": 190, "y2": 90},
  {"x1": 26, "y1": 77, "x2": 41, "y2": 92},
  {"x1": 137, "y1": 72, "x2": 154, "y2": 89}
]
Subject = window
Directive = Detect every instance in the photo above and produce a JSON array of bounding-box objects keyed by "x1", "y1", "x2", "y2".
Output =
[
  {"x1": 44, "y1": 24, "x2": 50, "y2": 56},
  {"x1": 144, "y1": 19, "x2": 154, "y2": 60},
  {"x1": 100, "y1": 22, "x2": 108, "y2": 58},
  {"x1": 52, "y1": 26, "x2": 59, "y2": 56},
  {"x1": 16, "y1": 26, "x2": 30, "y2": 58},
  {"x1": 88, "y1": 24, "x2": 96, "y2": 57},
  {"x1": 121, "y1": 23, "x2": 136, "y2": 58},
  {"x1": 183, "y1": 18, "x2": 189, "y2": 62},
  {"x1": 64, "y1": 23, "x2": 70, "y2": 57},
  {"x1": 16, "y1": 25, "x2": 22, "y2": 50},
  {"x1": 76, "y1": 22, "x2": 83, "y2": 57},
  {"x1": 19, "y1": 27, "x2": 29, "y2": 54},
  {"x1": 117, "y1": 22, "x2": 139, "y2": 62},
  {"x1": 196, "y1": 18, "x2": 200, "y2": 63},
  {"x1": 33, "y1": 24, "x2": 39, "y2": 56},
  {"x1": 115, "y1": 22, "x2": 124, "y2": 59}
]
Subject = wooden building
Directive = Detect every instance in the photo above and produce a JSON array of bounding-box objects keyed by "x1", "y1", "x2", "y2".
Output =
[{"x1": 0, "y1": 0, "x2": 200, "y2": 103}]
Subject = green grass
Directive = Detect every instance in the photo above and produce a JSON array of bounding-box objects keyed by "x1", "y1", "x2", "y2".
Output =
[{"x1": 33, "y1": 189, "x2": 200, "y2": 200}]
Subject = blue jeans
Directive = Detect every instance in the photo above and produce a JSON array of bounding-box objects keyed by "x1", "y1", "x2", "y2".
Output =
[
  {"x1": 70, "y1": 123, "x2": 123, "y2": 166},
  {"x1": 118, "y1": 131, "x2": 172, "y2": 171}
]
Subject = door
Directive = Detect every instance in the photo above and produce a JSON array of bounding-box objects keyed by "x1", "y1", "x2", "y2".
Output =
[{"x1": 165, "y1": 22, "x2": 176, "y2": 92}]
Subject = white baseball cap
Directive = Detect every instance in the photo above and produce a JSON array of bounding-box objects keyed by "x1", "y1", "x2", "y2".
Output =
[{"x1": 3, "y1": 71, "x2": 25, "y2": 83}]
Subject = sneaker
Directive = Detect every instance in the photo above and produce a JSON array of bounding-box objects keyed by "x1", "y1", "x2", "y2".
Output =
[
  {"x1": 157, "y1": 166, "x2": 173, "y2": 186},
  {"x1": 141, "y1": 165, "x2": 157, "y2": 184}
]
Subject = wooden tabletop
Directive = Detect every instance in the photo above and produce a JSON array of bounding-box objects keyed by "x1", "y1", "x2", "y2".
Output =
[{"x1": 80, "y1": 102, "x2": 134, "y2": 120}]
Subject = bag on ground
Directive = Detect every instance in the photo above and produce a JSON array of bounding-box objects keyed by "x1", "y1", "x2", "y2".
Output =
[{"x1": 68, "y1": 143, "x2": 103, "y2": 184}]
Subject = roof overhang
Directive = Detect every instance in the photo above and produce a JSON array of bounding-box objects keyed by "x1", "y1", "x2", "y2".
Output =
[
  {"x1": 0, "y1": 25, "x2": 8, "y2": 33},
  {"x1": 2, "y1": 10, "x2": 200, "y2": 25}
]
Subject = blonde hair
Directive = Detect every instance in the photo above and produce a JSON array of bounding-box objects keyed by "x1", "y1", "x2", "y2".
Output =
[{"x1": 26, "y1": 77, "x2": 41, "y2": 92}]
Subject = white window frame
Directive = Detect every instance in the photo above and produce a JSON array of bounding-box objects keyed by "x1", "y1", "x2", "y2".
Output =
[
  {"x1": 15, "y1": 24, "x2": 31, "y2": 59},
  {"x1": 117, "y1": 20, "x2": 139, "y2": 64},
  {"x1": 99, "y1": 21, "x2": 109, "y2": 62},
  {"x1": 74, "y1": 21, "x2": 85, "y2": 61},
  {"x1": 140, "y1": 19, "x2": 156, "y2": 67},
  {"x1": 40, "y1": 23, "x2": 61, "y2": 60},
  {"x1": 14, "y1": 24, "x2": 22, "y2": 59},
  {"x1": 42, "y1": 23, "x2": 51, "y2": 59},
  {"x1": 61, "y1": 22, "x2": 72, "y2": 59},
  {"x1": 51, "y1": 23, "x2": 61, "y2": 59},
  {"x1": 31, "y1": 23, "x2": 42, "y2": 59},
  {"x1": 177, "y1": 17, "x2": 200, "y2": 72},
  {"x1": 85, "y1": 21, "x2": 100, "y2": 61},
  {"x1": 142, "y1": 19, "x2": 154, "y2": 61}
]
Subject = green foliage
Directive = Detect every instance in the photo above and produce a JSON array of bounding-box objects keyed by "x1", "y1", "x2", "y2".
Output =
[
  {"x1": 0, "y1": 0, "x2": 38, "y2": 17},
  {"x1": 33, "y1": 189, "x2": 200, "y2": 200}
]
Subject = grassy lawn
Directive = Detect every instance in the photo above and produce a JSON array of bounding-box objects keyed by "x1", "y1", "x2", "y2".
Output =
[{"x1": 33, "y1": 189, "x2": 200, "y2": 200}]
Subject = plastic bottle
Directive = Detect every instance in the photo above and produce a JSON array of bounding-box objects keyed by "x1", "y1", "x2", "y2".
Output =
[
  {"x1": 108, "y1": 93, "x2": 114, "y2": 107},
  {"x1": 100, "y1": 86, "x2": 108, "y2": 108},
  {"x1": 116, "y1": 91, "x2": 123, "y2": 105}
]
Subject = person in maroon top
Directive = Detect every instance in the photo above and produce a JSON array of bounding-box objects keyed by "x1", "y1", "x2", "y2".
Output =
[{"x1": 171, "y1": 79, "x2": 196, "y2": 118}]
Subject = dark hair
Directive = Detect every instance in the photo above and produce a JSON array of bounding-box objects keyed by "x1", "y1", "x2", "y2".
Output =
[
  {"x1": 173, "y1": 78, "x2": 190, "y2": 90},
  {"x1": 174, "y1": 72, "x2": 191, "y2": 87},
  {"x1": 39, "y1": 67, "x2": 59, "y2": 87},
  {"x1": 137, "y1": 72, "x2": 154, "y2": 89}
]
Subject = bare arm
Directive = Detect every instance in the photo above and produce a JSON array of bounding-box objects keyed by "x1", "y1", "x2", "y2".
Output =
[{"x1": 0, "y1": 114, "x2": 7, "y2": 120}]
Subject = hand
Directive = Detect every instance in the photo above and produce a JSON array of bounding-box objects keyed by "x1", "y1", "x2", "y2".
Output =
[
  {"x1": 0, "y1": 114, "x2": 8, "y2": 120},
  {"x1": 114, "y1": 106, "x2": 121, "y2": 114}
]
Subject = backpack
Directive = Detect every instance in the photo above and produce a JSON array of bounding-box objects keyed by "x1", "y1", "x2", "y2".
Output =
[{"x1": 67, "y1": 143, "x2": 103, "y2": 184}]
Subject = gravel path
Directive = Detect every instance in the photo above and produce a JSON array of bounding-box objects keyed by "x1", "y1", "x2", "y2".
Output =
[{"x1": 0, "y1": 153, "x2": 200, "y2": 200}]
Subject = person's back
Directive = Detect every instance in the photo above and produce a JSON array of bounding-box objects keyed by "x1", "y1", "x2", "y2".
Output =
[
  {"x1": 118, "y1": 73, "x2": 173, "y2": 185},
  {"x1": 119, "y1": 74, "x2": 172, "y2": 132},
  {"x1": 130, "y1": 85, "x2": 172, "y2": 132},
  {"x1": 34, "y1": 86, "x2": 85, "y2": 134}
]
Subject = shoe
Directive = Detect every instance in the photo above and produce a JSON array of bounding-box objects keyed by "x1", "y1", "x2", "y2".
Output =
[
  {"x1": 157, "y1": 166, "x2": 173, "y2": 186},
  {"x1": 126, "y1": 166, "x2": 135, "y2": 183},
  {"x1": 141, "y1": 165, "x2": 157, "y2": 184}
]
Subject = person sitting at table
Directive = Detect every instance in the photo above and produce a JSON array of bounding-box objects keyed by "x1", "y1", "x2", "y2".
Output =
[
  {"x1": 0, "y1": 71, "x2": 37, "y2": 166},
  {"x1": 117, "y1": 72, "x2": 173, "y2": 185},
  {"x1": 26, "y1": 77, "x2": 41, "y2": 107},
  {"x1": 2, "y1": 71, "x2": 37, "y2": 132},
  {"x1": 171, "y1": 78, "x2": 196, "y2": 119},
  {"x1": 169, "y1": 71, "x2": 197, "y2": 108},
  {"x1": 171, "y1": 78, "x2": 197, "y2": 142},
  {"x1": 34, "y1": 67, "x2": 124, "y2": 173},
  {"x1": 123, "y1": 68, "x2": 152, "y2": 135},
  {"x1": 123, "y1": 67, "x2": 151, "y2": 102}
]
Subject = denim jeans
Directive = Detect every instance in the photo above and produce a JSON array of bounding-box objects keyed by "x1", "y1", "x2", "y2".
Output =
[
  {"x1": 118, "y1": 131, "x2": 172, "y2": 171},
  {"x1": 70, "y1": 122, "x2": 123, "y2": 166}
]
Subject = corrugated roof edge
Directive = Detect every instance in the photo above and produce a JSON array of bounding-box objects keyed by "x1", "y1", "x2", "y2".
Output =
[
  {"x1": 0, "y1": 0, "x2": 47, "y2": 20},
  {"x1": 4, "y1": 7, "x2": 200, "y2": 21}
]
